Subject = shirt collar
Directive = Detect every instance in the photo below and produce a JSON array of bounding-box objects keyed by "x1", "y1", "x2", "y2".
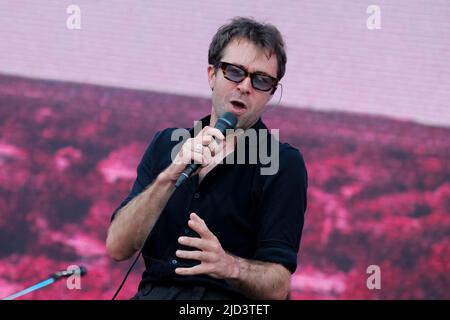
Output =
[{"x1": 188, "y1": 114, "x2": 268, "y2": 136}]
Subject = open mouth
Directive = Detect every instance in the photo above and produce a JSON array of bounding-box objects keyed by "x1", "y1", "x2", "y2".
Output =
[
  {"x1": 230, "y1": 100, "x2": 247, "y2": 115},
  {"x1": 231, "y1": 100, "x2": 246, "y2": 108}
]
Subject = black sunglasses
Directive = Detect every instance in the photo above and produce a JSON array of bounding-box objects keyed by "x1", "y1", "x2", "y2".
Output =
[{"x1": 218, "y1": 61, "x2": 278, "y2": 94}]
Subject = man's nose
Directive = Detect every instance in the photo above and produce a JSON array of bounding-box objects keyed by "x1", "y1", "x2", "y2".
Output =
[{"x1": 236, "y1": 76, "x2": 252, "y2": 94}]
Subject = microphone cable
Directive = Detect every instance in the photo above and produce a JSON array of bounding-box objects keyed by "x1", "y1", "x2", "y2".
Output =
[{"x1": 111, "y1": 231, "x2": 152, "y2": 300}]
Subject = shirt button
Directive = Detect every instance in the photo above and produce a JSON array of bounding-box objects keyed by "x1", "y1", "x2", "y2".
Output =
[
  {"x1": 193, "y1": 193, "x2": 200, "y2": 199},
  {"x1": 184, "y1": 228, "x2": 190, "y2": 234},
  {"x1": 171, "y1": 259, "x2": 178, "y2": 265}
]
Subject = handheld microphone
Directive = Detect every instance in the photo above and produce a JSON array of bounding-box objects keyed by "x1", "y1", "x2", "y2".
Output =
[{"x1": 175, "y1": 112, "x2": 238, "y2": 188}]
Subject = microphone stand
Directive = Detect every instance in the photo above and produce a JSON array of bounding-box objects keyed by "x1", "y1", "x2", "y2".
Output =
[{"x1": 2, "y1": 266, "x2": 87, "y2": 300}]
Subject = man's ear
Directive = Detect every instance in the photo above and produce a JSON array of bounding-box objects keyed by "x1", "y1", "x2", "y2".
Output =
[{"x1": 207, "y1": 65, "x2": 216, "y2": 91}]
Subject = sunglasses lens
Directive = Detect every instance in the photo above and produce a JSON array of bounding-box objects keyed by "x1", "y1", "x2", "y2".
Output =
[
  {"x1": 224, "y1": 64, "x2": 246, "y2": 82},
  {"x1": 252, "y1": 74, "x2": 274, "y2": 91}
]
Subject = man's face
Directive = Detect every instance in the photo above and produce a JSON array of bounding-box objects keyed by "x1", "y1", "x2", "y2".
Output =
[{"x1": 208, "y1": 38, "x2": 278, "y2": 130}]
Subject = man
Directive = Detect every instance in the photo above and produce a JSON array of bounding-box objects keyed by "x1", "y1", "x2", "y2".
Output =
[{"x1": 106, "y1": 17, "x2": 308, "y2": 300}]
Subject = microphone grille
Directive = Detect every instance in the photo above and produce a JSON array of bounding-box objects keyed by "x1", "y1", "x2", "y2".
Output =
[{"x1": 218, "y1": 112, "x2": 238, "y2": 130}]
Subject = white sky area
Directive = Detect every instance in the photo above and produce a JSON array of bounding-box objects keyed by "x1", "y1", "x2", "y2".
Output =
[{"x1": 0, "y1": 0, "x2": 449, "y2": 127}]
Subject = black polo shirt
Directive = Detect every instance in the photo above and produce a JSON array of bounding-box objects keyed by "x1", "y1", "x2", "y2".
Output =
[{"x1": 112, "y1": 115, "x2": 308, "y2": 298}]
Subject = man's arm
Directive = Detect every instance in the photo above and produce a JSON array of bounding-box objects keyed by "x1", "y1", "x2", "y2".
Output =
[
  {"x1": 106, "y1": 126, "x2": 225, "y2": 261},
  {"x1": 106, "y1": 170, "x2": 176, "y2": 261},
  {"x1": 175, "y1": 213, "x2": 291, "y2": 300},
  {"x1": 227, "y1": 256, "x2": 291, "y2": 300}
]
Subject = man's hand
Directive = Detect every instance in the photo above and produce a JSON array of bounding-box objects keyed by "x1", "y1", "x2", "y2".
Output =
[
  {"x1": 175, "y1": 212, "x2": 238, "y2": 279},
  {"x1": 174, "y1": 212, "x2": 291, "y2": 299},
  {"x1": 163, "y1": 127, "x2": 225, "y2": 183}
]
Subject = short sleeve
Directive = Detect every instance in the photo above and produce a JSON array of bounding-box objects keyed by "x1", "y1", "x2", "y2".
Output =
[
  {"x1": 253, "y1": 145, "x2": 308, "y2": 273},
  {"x1": 110, "y1": 131, "x2": 163, "y2": 221}
]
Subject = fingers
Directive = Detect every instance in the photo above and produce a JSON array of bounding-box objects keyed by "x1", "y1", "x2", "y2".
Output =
[
  {"x1": 188, "y1": 213, "x2": 215, "y2": 240},
  {"x1": 201, "y1": 145, "x2": 213, "y2": 164},
  {"x1": 175, "y1": 249, "x2": 213, "y2": 262},
  {"x1": 175, "y1": 213, "x2": 227, "y2": 278},
  {"x1": 178, "y1": 236, "x2": 209, "y2": 251},
  {"x1": 179, "y1": 125, "x2": 224, "y2": 164},
  {"x1": 175, "y1": 264, "x2": 205, "y2": 276},
  {"x1": 200, "y1": 134, "x2": 220, "y2": 156},
  {"x1": 178, "y1": 138, "x2": 212, "y2": 167},
  {"x1": 177, "y1": 214, "x2": 215, "y2": 249},
  {"x1": 199, "y1": 126, "x2": 224, "y2": 156},
  {"x1": 173, "y1": 125, "x2": 227, "y2": 171},
  {"x1": 202, "y1": 126, "x2": 225, "y2": 142}
]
